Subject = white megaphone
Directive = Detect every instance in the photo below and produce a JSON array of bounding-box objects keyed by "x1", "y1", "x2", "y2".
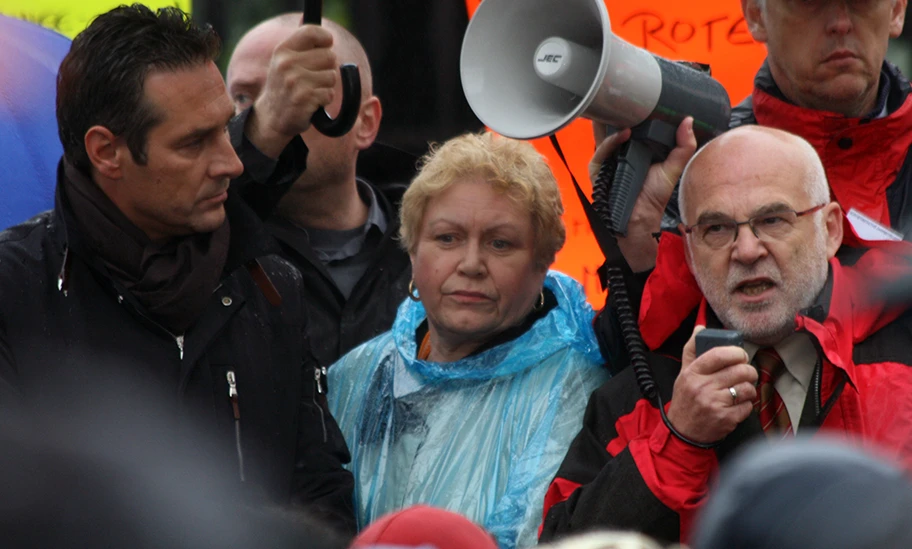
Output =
[{"x1": 460, "y1": 0, "x2": 732, "y2": 235}]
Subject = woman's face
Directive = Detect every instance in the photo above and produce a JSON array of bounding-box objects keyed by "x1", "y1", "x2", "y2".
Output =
[{"x1": 411, "y1": 177, "x2": 548, "y2": 352}]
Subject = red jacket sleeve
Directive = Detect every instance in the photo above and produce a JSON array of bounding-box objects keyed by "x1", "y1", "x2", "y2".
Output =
[
  {"x1": 639, "y1": 233, "x2": 702, "y2": 351},
  {"x1": 539, "y1": 362, "x2": 718, "y2": 544}
]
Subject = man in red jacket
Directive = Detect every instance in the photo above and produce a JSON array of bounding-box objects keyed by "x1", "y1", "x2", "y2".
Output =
[
  {"x1": 590, "y1": 0, "x2": 911, "y2": 353},
  {"x1": 540, "y1": 126, "x2": 912, "y2": 544}
]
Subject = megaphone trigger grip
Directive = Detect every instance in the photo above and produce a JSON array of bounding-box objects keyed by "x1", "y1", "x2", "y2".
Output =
[
  {"x1": 629, "y1": 118, "x2": 677, "y2": 150},
  {"x1": 604, "y1": 119, "x2": 677, "y2": 236}
]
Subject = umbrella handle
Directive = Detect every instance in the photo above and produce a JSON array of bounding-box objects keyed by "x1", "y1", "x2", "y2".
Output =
[{"x1": 303, "y1": 0, "x2": 361, "y2": 138}]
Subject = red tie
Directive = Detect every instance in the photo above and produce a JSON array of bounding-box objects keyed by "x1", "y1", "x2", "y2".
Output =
[{"x1": 752, "y1": 347, "x2": 794, "y2": 438}]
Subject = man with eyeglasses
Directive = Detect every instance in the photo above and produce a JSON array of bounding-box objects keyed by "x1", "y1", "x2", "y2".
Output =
[
  {"x1": 540, "y1": 126, "x2": 912, "y2": 544},
  {"x1": 590, "y1": 0, "x2": 912, "y2": 374}
]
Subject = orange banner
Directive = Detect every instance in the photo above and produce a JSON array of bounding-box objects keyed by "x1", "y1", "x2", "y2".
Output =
[{"x1": 465, "y1": 0, "x2": 766, "y2": 307}]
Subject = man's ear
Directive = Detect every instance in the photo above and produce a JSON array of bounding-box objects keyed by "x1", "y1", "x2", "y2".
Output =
[
  {"x1": 354, "y1": 96, "x2": 382, "y2": 151},
  {"x1": 84, "y1": 126, "x2": 125, "y2": 180},
  {"x1": 890, "y1": 0, "x2": 907, "y2": 38},
  {"x1": 823, "y1": 202, "x2": 844, "y2": 259},
  {"x1": 741, "y1": 0, "x2": 768, "y2": 42}
]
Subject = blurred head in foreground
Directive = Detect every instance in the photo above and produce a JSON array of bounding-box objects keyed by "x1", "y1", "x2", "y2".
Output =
[
  {"x1": 539, "y1": 531, "x2": 686, "y2": 549},
  {"x1": 692, "y1": 437, "x2": 912, "y2": 549},
  {"x1": 0, "y1": 386, "x2": 345, "y2": 549}
]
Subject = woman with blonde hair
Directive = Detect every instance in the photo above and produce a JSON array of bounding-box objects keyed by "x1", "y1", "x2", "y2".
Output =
[{"x1": 328, "y1": 132, "x2": 608, "y2": 549}]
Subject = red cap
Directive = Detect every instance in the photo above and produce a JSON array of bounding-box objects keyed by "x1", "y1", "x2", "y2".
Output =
[{"x1": 351, "y1": 505, "x2": 499, "y2": 549}]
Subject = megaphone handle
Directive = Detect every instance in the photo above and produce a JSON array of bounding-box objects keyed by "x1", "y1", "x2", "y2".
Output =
[
  {"x1": 302, "y1": 0, "x2": 361, "y2": 137},
  {"x1": 604, "y1": 120, "x2": 677, "y2": 236},
  {"x1": 605, "y1": 140, "x2": 652, "y2": 236}
]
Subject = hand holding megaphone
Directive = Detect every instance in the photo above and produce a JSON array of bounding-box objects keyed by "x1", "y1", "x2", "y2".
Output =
[{"x1": 590, "y1": 118, "x2": 697, "y2": 272}]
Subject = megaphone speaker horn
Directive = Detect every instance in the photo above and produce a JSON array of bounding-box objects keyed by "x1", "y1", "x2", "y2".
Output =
[
  {"x1": 461, "y1": 0, "x2": 731, "y2": 144},
  {"x1": 460, "y1": 0, "x2": 663, "y2": 139}
]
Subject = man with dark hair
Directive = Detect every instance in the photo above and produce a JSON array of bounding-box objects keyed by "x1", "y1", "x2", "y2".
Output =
[
  {"x1": 0, "y1": 3, "x2": 354, "y2": 534},
  {"x1": 227, "y1": 13, "x2": 412, "y2": 369}
]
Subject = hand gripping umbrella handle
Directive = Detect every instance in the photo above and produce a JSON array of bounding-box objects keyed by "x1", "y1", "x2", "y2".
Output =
[{"x1": 303, "y1": 0, "x2": 361, "y2": 137}]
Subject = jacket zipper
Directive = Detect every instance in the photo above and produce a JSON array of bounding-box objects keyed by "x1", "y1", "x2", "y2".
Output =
[
  {"x1": 227, "y1": 370, "x2": 246, "y2": 482},
  {"x1": 314, "y1": 365, "x2": 327, "y2": 394},
  {"x1": 109, "y1": 286, "x2": 245, "y2": 478},
  {"x1": 805, "y1": 331, "x2": 833, "y2": 426},
  {"x1": 175, "y1": 335, "x2": 185, "y2": 360},
  {"x1": 313, "y1": 366, "x2": 328, "y2": 443},
  {"x1": 114, "y1": 292, "x2": 185, "y2": 361},
  {"x1": 57, "y1": 246, "x2": 71, "y2": 296},
  {"x1": 814, "y1": 357, "x2": 822, "y2": 418}
]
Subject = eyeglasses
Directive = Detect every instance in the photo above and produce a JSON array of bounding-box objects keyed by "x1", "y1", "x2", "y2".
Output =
[{"x1": 683, "y1": 204, "x2": 827, "y2": 250}]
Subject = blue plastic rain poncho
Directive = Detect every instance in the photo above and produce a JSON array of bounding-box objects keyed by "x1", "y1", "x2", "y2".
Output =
[{"x1": 328, "y1": 271, "x2": 609, "y2": 549}]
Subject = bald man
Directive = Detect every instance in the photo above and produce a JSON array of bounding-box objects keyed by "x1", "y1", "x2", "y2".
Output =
[
  {"x1": 228, "y1": 14, "x2": 411, "y2": 369},
  {"x1": 540, "y1": 126, "x2": 912, "y2": 544},
  {"x1": 590, "y1": 0, "x2": 912, "y2": 369}
]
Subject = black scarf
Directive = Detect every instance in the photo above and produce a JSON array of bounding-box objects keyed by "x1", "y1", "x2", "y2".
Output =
[{"x1": 62, "y1": 161, "x2": 230, "y2": 334}]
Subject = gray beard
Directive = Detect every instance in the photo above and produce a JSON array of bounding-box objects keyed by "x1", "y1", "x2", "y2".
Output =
[{"x1": 697, "y1": 237, "x2": 829, "y2": 347}]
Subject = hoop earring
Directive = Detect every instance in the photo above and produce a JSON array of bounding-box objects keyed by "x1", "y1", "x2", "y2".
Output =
[
  {"x1": 533, "y1": 289, "x2": 545, "y2": 311},
  {"x1": 408, "y1": 280, "x2": 421, "y2": 302}
]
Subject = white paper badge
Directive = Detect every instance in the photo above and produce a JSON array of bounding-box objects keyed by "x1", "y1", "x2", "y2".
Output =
[{"x1": 846, "y1": 208, "x2": 903, "y2": 242}]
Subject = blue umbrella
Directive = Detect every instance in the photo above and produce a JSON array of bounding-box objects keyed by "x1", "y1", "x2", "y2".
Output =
[{"x1": 0, "y1": 15, "x2": 71, "y2": 229}]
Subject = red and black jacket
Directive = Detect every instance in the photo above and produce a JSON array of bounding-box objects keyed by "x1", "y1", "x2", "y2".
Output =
[
  {"x1": 637, "y1": 60, "x2": 912, "y2": 353},
  {"x1": 540, "y1": 245, "x2": 912, "y2": 544},
  {"x1": 547, "y1": 61, "x2": 912, "y2": 543}
]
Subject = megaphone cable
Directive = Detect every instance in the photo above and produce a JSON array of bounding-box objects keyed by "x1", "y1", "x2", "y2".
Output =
[{"x1": 549, "y1": 134, "x2": 721, "y2": 450}]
